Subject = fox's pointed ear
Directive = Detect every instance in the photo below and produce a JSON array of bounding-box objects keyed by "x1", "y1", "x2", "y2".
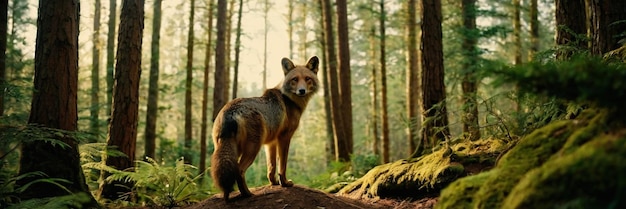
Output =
[
  {"x1": 306, "y1": 56, "x2": 319, "y2": 74},
  {"x1": 282, "y1": 57, "x2": 295, "y2": 75}
]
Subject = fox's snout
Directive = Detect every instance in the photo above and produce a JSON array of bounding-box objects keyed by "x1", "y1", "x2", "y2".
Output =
[{"x1": 297, "y1": 88, "x2": 306, "y2": 96}]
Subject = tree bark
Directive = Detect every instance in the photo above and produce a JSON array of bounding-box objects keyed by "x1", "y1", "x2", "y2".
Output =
[
  {"x1": 528, "y1": 0, "x2": 539, "y2": 60},
  {"x1": 334, "y1": 0, "x2": 353, "y2": 162},
  {"x1": 321, "y1": 0, "x2": 348, "y2": 162},
  {"x1": 461, "y1": 0, "x2": 480, "y2": 141},
  {"x1": 145, "y1": 0, "x2": 162, "y2": 160},
  {"x1": 199, "y1": 0, "x2": 214, "y2": 178},
  {"x1": 90, "y1": 0, "x2": 102, "y2": 138},
  {"x1": 99, "y1": 0, "x2": 144, "y2": 200},
  {"x1": 184, "y1": 0, "x2": 195, "y2": 165},
  {"x1": 212, "y1": 0, "x2": 228, "y2": 120},
  {"x1": 316, "y1": 0, "x2": 335, "y2": 163},
  {"x1": 368, "y1": 24, "x2": 379, "y2": 156},
  {"x1": 106, "y1": 0, "x2": 117, "y2": 120},
  {"x1": 232, "y1": 0, "x2": 242, "y2": 99},
  {"x1": 18, "y1": 0, "x2": 97, "y2": 206},
  {"x1": 555, "y1": 0, "x2": 586, "y2": 59},
  {"x1": 589, "y1": 0, "x2": 626, "y2": 55},
  {"x1": 379, "y1": 0, "x2": 390, "y2": 163},
  {"x1": 406, "y1": 0, "x2": 419, "y2": 155},
  {"x1": 0, "y1": 0, "x2": 7, "y2": 116},
  {"x1": 416, "y1": 0, "x2": 450, "y2": 157}
]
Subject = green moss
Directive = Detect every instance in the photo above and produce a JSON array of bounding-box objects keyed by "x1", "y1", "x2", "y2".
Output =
[
  {"x1": 435, "y1": 171, "x2": 491, "y2": 209},
  {"x1": 503, "y1": 133, "x2": 626, "y2": 209},
  {"x1": 473, "y1": 119, "x2": 577, "y2": 209},
  {"x1": 339, "y1": 148, "x2": 465, "y2": 198}
]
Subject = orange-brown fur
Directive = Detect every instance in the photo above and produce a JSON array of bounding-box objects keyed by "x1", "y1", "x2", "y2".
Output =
[{"x1": 211, "y1": 56, "x2": 319, "y2": 201}]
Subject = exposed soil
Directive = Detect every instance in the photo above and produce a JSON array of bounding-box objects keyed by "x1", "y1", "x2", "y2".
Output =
[{"x1": 184, "y1": 185, "x2": 437, "y2": 209}]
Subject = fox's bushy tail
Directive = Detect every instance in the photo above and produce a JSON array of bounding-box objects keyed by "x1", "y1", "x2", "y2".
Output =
[{"x1": 211, "y1": 114, "x2": 239, "y2": 201}]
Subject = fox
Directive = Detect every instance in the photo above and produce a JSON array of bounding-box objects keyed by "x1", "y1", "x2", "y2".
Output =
[{"x1": 210, "y1": 56, "x2": 320, "y2": 201}]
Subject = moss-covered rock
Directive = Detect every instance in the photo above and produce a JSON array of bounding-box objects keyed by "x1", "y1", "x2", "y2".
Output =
[
  {"x1": 338, "y1": 139, "x2": 505, "y2": 199},
  {"x1": 436, "y1": 109, "x2": 626, "y2": 209},
  {"x1": 503, "y1": 132, "x2": 626, "y2": 209}
]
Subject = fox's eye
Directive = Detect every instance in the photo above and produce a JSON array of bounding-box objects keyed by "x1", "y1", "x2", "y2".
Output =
[
  {"x1": 292, "y1": 78, "x2": 298, "y2": 82},
  {"x1": 305, "y1": 77, "x2": 311, "y2": 82}
]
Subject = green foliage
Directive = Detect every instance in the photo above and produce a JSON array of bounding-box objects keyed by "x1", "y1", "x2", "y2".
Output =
[
  {"x1": 6, "y1": 192, "x2": 93, "y2": 209},
  {"x1": 494, "y1": 56, "x2": 626, "y2": 109},
  {"x1": 100, "y1": 157, "x2": 208, "y2": 207},
  {"x1": 0, "y1": 171, "x2": 74, "y2": 208}
]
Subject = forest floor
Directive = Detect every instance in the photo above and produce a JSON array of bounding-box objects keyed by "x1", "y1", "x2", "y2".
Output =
[{"x1": 184, "y1": 185, "x2": 438, "y2": 209}]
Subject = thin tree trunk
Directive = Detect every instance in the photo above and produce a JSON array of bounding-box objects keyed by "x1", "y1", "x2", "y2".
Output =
[
  {"x1": 262, "y1": 0, "x2": 270, "y2": 89},
  {"x1": 367, "y1": 24, "x2": 379, "y2": 156},
  {"x1": 99, "y1": 0, "x2": 144, "y2": 200},
  {"x1": 0, "y1": 0, "x2": 7, "y2": 116},
  {"x1": 406, "y1": 0, "x2": 419, "y2": 155},
  {"x1": 298, "y1": 1, "x2": 308, "y2": 59},
  {"x1": 184, "y1": 0, "x2": 195, "y2": 165},
  {"x1": 199, "y1": 0, "x2": 214, "y2": 177},
  {"x1": 212, "y1": 0, "x2": 228, "y2": 120},
  {"x1": 415, "y1": 0, "x2": 449, "y2": 157},
  {"x1": 335, "y1": 0, "x2": 353, "y2": 162},
  {"x1": 18, "y1": 0, "x2": 97, "y2": 206},
  {"x1": 379, "y1": 0, "x2": 390, "y2": 163},
  {"x1": 321, "y1": 0, "x2": 346, "y2": 162},
  {"x1": 224, "y1": 0, "x2": 234, "y2": 99},
  {"x1": 529, "y1": 0, "x2": 539, "y2": 60},
  {"x1": 288, "y1": 1, "x2": 294, "y2": 58},
  {"x1": 461, "y1": 0, "x2": 480, "y2": 141},
  {"x1": 512, "y1": 0, "x2": 522, "y2": 65},
  {"x1": 90, "y1": 0, "x2": 102, "y2": 138},
  {"x1": 145, "y1": 0, "x2": 162, "y2": 160},
  {"x1": 316, "y1": 0, "x2": 334, "y2": 163},
  {"x1": 106, "y1": 0, "x2": 117, "y2": 120},
  {"x1": 232, "y1": 0, "x2": 242, "y2": 99}
]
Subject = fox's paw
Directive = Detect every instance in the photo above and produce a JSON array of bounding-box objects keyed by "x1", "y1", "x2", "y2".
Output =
[
  {"x1": 279, "y1": 179, "x2": 294, "y2": 187},
  {"x1": 239, "y1": 191, "x2": 253, "y2": 198}
]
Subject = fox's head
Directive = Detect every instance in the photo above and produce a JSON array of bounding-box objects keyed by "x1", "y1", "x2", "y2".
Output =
[{"x1": 281, "y1": 56, "x2": 320, "y2": 98}]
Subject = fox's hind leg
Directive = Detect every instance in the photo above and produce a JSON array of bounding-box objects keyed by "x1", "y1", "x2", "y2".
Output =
[
  {"x1": 236, "y1": 141, "x2": 260, "y2": 198},
  {"x1": 265, "y1": 143, "x2": 279, "y2": 185}
]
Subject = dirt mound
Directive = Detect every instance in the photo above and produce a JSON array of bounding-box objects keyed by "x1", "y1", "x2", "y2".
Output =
[{"x1": 185, "y1": 185, "x2": 435, "y2": 209}]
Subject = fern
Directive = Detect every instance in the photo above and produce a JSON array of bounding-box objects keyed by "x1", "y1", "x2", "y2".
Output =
[{"x1": 102, "y1": 157, "x2": 207, "y2": 207}]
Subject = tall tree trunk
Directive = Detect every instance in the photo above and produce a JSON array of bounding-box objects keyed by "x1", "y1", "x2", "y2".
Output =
[
  {"x1": 555, "y1": 0, "x2": 586, "y2": 59},
  {"x1": 232, "y1": 0, "x2": 242, "y2": 99},
  {"x1": 367, "y1": 24, "x2": 379, "y2": 156},
  {"x1": 589, "y1": 0, "x2": 626, "y2": 55},
  {"x1": 224, "y1": 0, "x2": 234, "y2": 99},
  {"x1": 511, "y1": 0, "x2": 523, "y2": 135},
  {"x1": 415, "y1": 0, "x2": 449, "y2": 157},
  {"x1": 316, "y1": 0, "x2": 335, "y2": 163},
  {"x1": 90, "y1": 0, "x2": 102, "y2": 138},
  {"x1": 145, "y1": 0, "x2": 162, "y2": 160},
  {"x1": 184, "y1": 0, "x2": 195, "y2": 165},
  {"x1": 99, "y1": 0, "x2": 144, "y2": 200},
  {"x1": 199, "y1": 0, "x2": 214, "y2": 177},
  {"x1": 298, "y1": 1, "x2": 308, "y2": 59},
  {"x1": 528, "y1": 0, "x2": 539, "y2": 60},
  {"x1": 379, "y1": 0, "x2": 390, "y2": 163},
  {"x1": 262, "y1": 0, "x2": 270, "y2": 89},
  {"x1": 321, "y1": 0, "x2": 346, "y2": 162},
  {"x1": 461, "y1": 0, "x2": 480, "y2": 141},
  {"x1": 0, "y1": 0, "x2": 7, "y2": 116},
  {"x1": 212, "y1": 0, "x2": 228, "y2": 120},
  {"x1": 406, "y1": 0, "x2": 419, "y2": 155},
  {"x1": 18, "y1": 0, "x2": 97, "y2": 206},
  {"x1": 335, "y1": 0, "x2": 353, "y2": 162},
  {"x1": 288, "y1": 1, "x2": 294, "y2": 58},
  {"x1": 106, "y1": 0, "x2": 117, "y2": 120}
]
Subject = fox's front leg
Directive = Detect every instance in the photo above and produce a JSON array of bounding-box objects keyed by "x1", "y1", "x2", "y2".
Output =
[
  {"x1": 265, "y1": 144, "x2": 279, "y2": 185},
  {"x1": 277, "y1": 138, "x2": 294, "y2": 187}
]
